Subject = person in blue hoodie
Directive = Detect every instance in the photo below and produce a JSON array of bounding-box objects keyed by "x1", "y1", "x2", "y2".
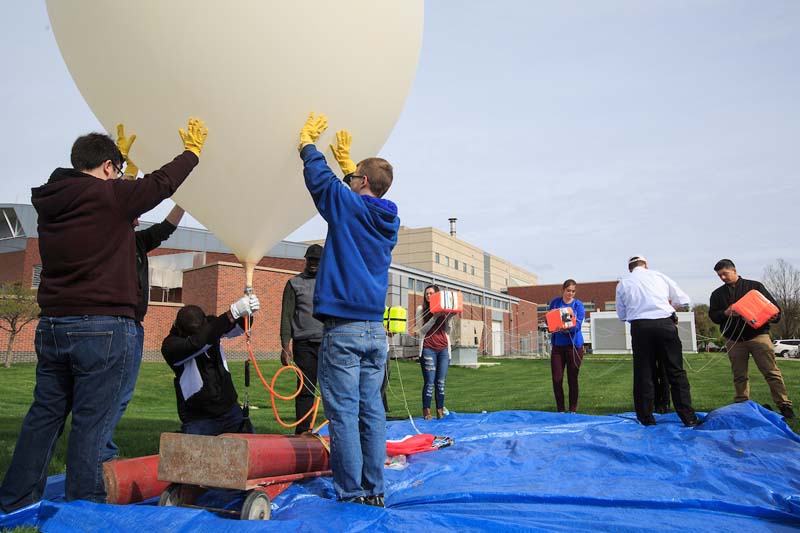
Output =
[
  {"x1": 297, "y1": 113, "x2": 399, "y2": 508},
  {"x1": 548, "y1": 279, "x2": 586, "y2": 413}
]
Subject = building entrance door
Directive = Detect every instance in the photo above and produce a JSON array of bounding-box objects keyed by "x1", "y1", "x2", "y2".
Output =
[{"x1": 491, "y1": 321, "x2": 504, "y2": 356}]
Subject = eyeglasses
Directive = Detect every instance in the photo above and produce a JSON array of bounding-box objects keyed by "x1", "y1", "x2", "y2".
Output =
[
  {"x1": 110, "y1": 161, "x2": 124, "y2": 178},
  {"x1": 343, "y1": 174, "x2": 366, "y2": 186}
]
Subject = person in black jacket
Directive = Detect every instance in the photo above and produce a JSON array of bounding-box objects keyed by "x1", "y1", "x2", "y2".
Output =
[
  {"x1": 162, "y1": 295, "x2": 260, "y2": 435},
  {"x1": 103, "y1": 125, "x2": 186, "y2": 462},
  {"x1": 709, "y1": 258, "x2": 794, "y2": 419}
]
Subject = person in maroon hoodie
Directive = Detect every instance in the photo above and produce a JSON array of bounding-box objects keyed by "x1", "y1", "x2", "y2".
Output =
[{"x1": 0, "y1": 118, "x2": 207, "y2": 512}]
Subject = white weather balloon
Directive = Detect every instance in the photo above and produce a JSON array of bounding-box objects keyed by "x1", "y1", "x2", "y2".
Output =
[{"x1": 46, "y1": 1, "x2": 423, "y2": 278}]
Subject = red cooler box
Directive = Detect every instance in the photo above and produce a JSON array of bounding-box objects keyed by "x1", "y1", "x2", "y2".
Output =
[
  {"x1": 730, "y1": 289, "x2": 779, "y2": 329},
  {"x1": 546, "y1": 307, "x2": 576, "y2": 333},
  {"x1": 429, "y1": 290, "x2": 463, "y2": 314}
]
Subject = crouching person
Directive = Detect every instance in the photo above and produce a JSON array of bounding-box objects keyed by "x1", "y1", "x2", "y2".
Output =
[{"x1": 161, "y1": 295, "x2": 260, "y2": 435}]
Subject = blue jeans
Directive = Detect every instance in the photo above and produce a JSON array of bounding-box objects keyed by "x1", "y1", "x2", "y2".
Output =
[
  {"x1": 103, "y1": 322, "x2": 144, "y2": 462},
  {"x1": 420, "y1": 347, "x2": 450, "y2": 410},
  {"x1": 318, "y1": 319, "x2": 387, "y2": 501},
  {"x1": 0, "y1": 316, "x2": 135, "y2": 512},
  {"x1": 181, "y1": 403, "x2": 253, "y2": 436}
]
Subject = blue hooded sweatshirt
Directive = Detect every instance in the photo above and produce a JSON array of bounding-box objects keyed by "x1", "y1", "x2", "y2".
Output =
[
  {"x1": 301, "y1": 145, "x2": 400, "y2": 321},
  {"x1": 548, "y1": 297, "x2": 585, "y2": 347}
]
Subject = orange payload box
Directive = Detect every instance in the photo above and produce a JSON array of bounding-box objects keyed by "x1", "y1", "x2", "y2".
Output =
[
  {"x1": 429, "y1": 290, "x2": 463, "y2": 314},
  {"x1": 546, "y1": 307, "x2": 576, "y2": 333},
  {"x1": 730, "y1": 289, "x2": 779, "y2": 329}
]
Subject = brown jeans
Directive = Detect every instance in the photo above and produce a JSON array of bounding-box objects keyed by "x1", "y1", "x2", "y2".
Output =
[{"x1": 726, "y1": 334, "x2": 791, "y2": 407}]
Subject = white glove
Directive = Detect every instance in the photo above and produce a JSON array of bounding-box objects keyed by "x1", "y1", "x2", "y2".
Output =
[
  {"x1": 230, "y1": 295, "x2": 257, "y2": 320},
  {"x1": 248, "y1": 294, "x2": 260, "y2": 313}
]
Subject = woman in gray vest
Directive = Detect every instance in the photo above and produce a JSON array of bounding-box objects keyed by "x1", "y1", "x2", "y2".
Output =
[{"x1": 280, "y1": 244, "x2": 325, "y2": 433}]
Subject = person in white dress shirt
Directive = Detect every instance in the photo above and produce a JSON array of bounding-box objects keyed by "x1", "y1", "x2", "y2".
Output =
[{"x1": 616, "y1": 255, "x2": 700, "y2": 427}]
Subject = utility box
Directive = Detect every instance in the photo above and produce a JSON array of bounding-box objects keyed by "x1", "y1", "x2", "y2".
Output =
[{"x1": 450, "y1": 318, "x2": 484, "y2": 368}]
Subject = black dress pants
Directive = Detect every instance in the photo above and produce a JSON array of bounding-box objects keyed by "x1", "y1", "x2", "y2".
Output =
[
  {"x1": 293, "y1": 339, "x2": 320, "y2": 434},
  {"x1": 630, "y1": 318, "x2": 695, "y2": 424}
]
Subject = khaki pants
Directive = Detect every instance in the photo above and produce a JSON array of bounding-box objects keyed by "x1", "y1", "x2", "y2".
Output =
[{"x1": 726, "y1": 334, "x2": 791, "y2": 407}]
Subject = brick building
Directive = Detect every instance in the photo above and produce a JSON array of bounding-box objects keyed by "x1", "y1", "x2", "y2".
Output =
[
  {"x1": 0, "y1": 204, "x2": 539, "y2": 363},
  {"x1": 507, "y1": 281, "x2": 619, "y2": 316}
]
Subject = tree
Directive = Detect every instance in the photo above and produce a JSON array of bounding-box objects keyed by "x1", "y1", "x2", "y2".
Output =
[
  {"x1": 693, "y1": 303, "x2": 722, "y2": 348},
  {"x1": 0, "y1": 282, "x2": 39, "y2": 368},
  {"x1": 763, "y1": 259, "x2": 800, "y2": 339}
]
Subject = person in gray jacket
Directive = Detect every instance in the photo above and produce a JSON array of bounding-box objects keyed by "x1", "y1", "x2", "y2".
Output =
[{"x1": 280, "y1": 244, "x2": 324, "y2": 433}]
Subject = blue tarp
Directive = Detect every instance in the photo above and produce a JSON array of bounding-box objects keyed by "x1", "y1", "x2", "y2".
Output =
[{"x1": 2, "y1": 401, "x2": 800, "y2": 531}]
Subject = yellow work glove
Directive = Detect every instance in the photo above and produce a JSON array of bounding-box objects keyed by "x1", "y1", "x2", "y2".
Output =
[
  {"x1": 179, "y1": 117, "x2": 208, "y2": 157},
  {"x1": 115, "y1": 123, "x2": 139, "y2": 177},
  {"x1": 298, "y1": 112, "x2": 328, "y2": 150},
  {"x1": 329, "y1": 130, "x2": 357, "y2": 175}
]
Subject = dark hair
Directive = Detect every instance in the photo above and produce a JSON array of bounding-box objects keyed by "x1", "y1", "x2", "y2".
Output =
[
  {"x1": 628, "y1": 260, "x2": 646, "y2": 272},
  {"x1": 562, "y1": 279, "x2": 577, "y2": 290},
  {"x1": 714, "y1": 259, "x2": 736, "y2": 272},
  {"x1": 421, "y1": 284, "x2": 441, "y2": 320},
  {"x1": 357, "y1": 157, "x2": 393, "y2": 198},
  {"x1": 175, "y1": 305, "x2": 206, "y2": 336},
  {"x1": 70, "y1": 133, "x2": 124, "y2": 171}
]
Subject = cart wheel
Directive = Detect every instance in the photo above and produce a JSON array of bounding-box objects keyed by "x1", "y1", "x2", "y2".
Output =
[
  {"x1": 158, "y1": 483, "x2": 184, "y2": 507},
  {"x1": 240, "y1": 490, "x2": 271, "y2": 520}
]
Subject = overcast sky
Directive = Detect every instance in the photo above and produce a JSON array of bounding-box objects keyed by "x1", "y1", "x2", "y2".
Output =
[{"x1": 1, "y1": 1, "x2": 798, "y2": 305}]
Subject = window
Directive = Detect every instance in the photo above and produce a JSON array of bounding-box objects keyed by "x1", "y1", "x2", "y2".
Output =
[
  {"x1": 463, "y1": 263, "x2": 467, "y2": 273},
  {"x1": 435, "y1": 253, "x2": 440, "y2": 264},
  {"x1": 454, "y1": 259, "x2": 459, "y2": 270},
  {"x1": 408, "y1": 277, "x2": 415, "y2": 290},
  {"x1": 537, "y1": 304, "x2": 549, "y2": 312},
  {"x1": 32, "y1": 264, "x2": 42, "y2": 289},
  {"x1": 416, "y1": 280, "x2": 425, "y2": 293},
  {"x1": 503, "y1": 301, "x2": 509, "y2": 310},
  {"x1": 445, "y1": 256, "x2": 450, "y2": 267},
  {"x1": 584, "y1": 301, "x2": 596, "y2": 312},
  {"x1": 605, "y1": 301, "x2": 616, "y2": 311},
  {"x1": 471, "y1": 266, "x2": 475, "y2": 276}
]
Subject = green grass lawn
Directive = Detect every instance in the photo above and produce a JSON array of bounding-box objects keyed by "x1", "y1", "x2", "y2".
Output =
[{"x1": 1, "y1": 353, "x2": 799, "y2": 478}]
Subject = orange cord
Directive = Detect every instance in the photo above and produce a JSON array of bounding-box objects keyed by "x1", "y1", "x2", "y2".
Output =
[{"x1": 243, "y1": 315, "x2": 323, "y2": 430}]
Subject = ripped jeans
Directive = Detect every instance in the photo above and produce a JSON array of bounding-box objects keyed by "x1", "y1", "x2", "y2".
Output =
[{"x1": 420, "y1": 347, "x2": 449, "y2": 410}]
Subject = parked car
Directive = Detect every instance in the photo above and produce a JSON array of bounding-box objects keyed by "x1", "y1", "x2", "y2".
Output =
[
  {"x1": 697, "y1": 340, "x2": 725, "y2": 352},
  {"x1": 773, "y1": 339, "x2": 800, "y2": 358}
]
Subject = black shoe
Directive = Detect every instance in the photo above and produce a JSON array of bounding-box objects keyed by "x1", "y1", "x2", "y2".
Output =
[
  {"x1": 639, "y1": 416, "x2": 657, "y2": 426},
  {"x1": 780, "y1": 405, "x2": 796, "y2": 420},
  {"x1": 365, "y1": 494, "x2": 385, "y2": 508},
  {"x1": 683, "y1": 417, "x2": 701, "y2": 428}
]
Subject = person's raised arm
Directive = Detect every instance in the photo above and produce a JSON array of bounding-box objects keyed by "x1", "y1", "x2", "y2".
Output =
[
  {"x1": 113, "y1": 117, "x2": 207, "y2": 219},
  {"x1": 116, "y1": 123, "x2": 139, "y2": 178},
  {"x1": 298, "y1": 112, "x2": 328, "y2": 152},
  {"x1": 329, "y1": 129, "x2": 357, "y2": 176},
  {"x1": 136, "y1": 204, "x2": 186, "y2": 253},
  {"x1": 166, "y1": 205, "x2": 185, "y2": 226},
  {"x1": 298, "y1": 113, "x2": 360, "y2": 224}
]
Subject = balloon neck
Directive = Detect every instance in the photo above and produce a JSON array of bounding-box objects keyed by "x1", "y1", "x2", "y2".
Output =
[{"x1": 244, "y1": 262, "x2": 256, "y2": 294}]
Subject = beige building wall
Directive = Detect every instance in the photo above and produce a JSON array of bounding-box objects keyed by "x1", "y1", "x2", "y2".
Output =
[
  {"x1": 487, "y1": 255, "x2": 538, "y2": 292},
  {"x1": 307, "y1": 226, "x2": 538, "y2": 292},
  {"x1": 392, "y1": 226, "x2": 538, "y2": 292}
]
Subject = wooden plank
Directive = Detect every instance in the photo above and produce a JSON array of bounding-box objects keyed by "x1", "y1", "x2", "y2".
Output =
[{"x1": 158, "y1": 433, "x2": 250, "y2": 489}]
